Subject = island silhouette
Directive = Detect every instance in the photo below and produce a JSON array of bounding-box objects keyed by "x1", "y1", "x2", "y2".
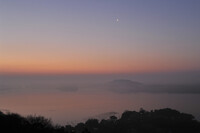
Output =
[{"x1": 105, "y1": 79, "x2": 200, "y2": 94}]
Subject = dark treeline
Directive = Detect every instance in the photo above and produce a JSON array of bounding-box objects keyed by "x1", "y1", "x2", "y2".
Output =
[{"x1": 1, "y1": 108, "x2": 200, "y2": 133}]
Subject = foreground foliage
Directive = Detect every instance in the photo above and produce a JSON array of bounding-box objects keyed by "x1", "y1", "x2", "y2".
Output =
[{"x1": 0, "y1": 108, "x2": 200, "y2": 133}]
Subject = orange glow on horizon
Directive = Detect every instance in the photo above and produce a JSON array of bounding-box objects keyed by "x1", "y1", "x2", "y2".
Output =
[
  {"x1": 1, "y1": 49, "x2": 199, "y2": 75},
  {"x1": 0, "y1": 60, "x2": 196, "y2": 75}
]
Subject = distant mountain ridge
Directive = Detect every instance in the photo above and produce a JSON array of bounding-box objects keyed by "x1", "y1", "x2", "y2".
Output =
[
  {"x1": 106, "y1": 79, "x2": 144, "y2": 93},
  {"x1": 108, "y1": 79, "x2": 142, "y2": 86},
  {"x1": 105, "y1": 79, "x2": 200, "y2": 94}
]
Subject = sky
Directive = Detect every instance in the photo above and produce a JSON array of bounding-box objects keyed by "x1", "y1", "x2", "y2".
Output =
[{"x1": 1, "y1": 0, "x2": 200, "y2": 74}]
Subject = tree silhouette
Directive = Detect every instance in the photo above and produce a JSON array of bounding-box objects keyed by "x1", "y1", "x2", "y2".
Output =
[{"x1": 0, "y1": 108, "x2": 200, "y2": 133}]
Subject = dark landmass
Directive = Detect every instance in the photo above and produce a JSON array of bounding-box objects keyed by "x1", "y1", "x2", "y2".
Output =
[
  {"x1": 1, "y1": 108, "x2": 200, "y2": 133},
  {"x1": 106, "y1": 79, "x2": 143, "y2": 93},
  {"x1": 57, "y1": 86, "x2": 78, "y2": 92},
  {"x1": 106, "y1": 79, "x2": 200, "y2": 94}
]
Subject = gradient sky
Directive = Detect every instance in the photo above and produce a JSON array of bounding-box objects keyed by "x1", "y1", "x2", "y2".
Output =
[{"x1": 1, "y1": 0, "x2": 200, "y2": 74}]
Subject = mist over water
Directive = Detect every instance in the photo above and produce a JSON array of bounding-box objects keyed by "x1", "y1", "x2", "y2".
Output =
[{"x1": 0, "y1": 72, "x2": 200, "y2": 125}]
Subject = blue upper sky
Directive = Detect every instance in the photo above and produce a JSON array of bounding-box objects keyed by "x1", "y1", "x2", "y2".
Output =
[{"x1": 0, "y1": 0, "x2": 200, "y2": 74}]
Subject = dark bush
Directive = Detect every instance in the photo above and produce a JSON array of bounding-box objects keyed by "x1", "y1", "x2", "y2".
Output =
[{"x1": 0, "y1": 108, "x2": 200, "y2": 133}]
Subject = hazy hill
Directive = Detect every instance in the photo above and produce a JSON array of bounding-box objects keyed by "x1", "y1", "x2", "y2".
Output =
[
  {"x1": 106, "y1": 79, "x2": 144, "y2": 93},
  {"x1": 105, "y1": 79, "x2": 200, "y2": 94}
]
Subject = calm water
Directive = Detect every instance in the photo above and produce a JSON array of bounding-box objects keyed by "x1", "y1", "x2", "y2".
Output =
[{"x1": 0, "y1": 75, "x2": 200, "y2": 125}]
